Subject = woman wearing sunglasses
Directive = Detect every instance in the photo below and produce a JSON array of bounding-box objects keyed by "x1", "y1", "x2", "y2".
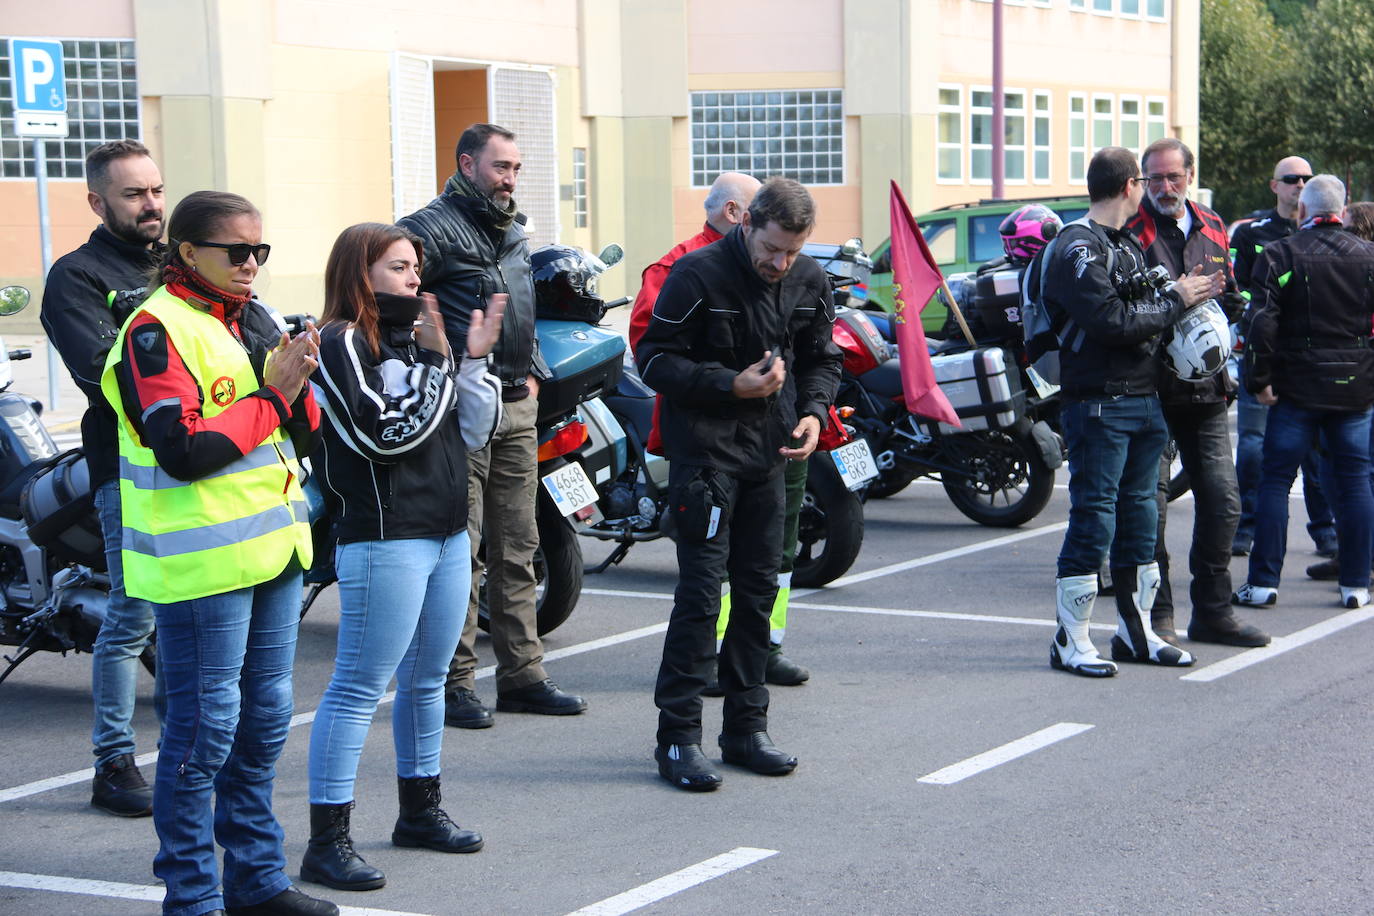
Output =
[
  {"x1": 300, "y1": 223, "x2": 502, "y2": 891},
  {"x1": 101, "y1": 190, "x2": 335, "y2": 916}
]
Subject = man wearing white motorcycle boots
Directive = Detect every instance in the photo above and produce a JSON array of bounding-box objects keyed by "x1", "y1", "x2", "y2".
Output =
[
  {"x1": 637, "y1": 178, "x2": 841, "y2": 790},
  {"x1": 629, "y1": 171, "x2": 810, "y2": 690},
  {"x1": 1043, "y1": 147, "x2": 1220, "y2": 677},
  {"x1": 1125, "y1": 138, "x2": 1270, "y2": 650},
  {"x1": 41, "y1": 140, "x2": 165, "y2": 817},
  {"x1": 399, "y1": 123, "x2": 585, "y2": 728}
]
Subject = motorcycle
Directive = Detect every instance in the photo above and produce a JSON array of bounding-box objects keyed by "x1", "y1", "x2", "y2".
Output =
[
  {"x1": 575, "y1": 242, "x2": 870, "y2": 589},
  {"x1": 0, "y1": 286, "x2": 136, "y2": 686},
  {"x1": 837, "y1": 267, "x2": 1064, "y2": 527}
]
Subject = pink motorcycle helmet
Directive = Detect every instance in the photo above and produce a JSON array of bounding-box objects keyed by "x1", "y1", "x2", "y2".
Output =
[{"x1": 998, "y1": 204, "x2": 1063, "y2": 262}]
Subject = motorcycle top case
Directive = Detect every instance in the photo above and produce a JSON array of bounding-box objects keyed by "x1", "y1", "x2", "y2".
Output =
[
  {"x1": 534, "y1": 318, "x2": 625, "y2": 426},
  {"x1": 930, "y1": 346, "x2": 1024, "y2": 434},
  {"x1": 973, "y1": 267, "x2": 1026, "y2": 339}
]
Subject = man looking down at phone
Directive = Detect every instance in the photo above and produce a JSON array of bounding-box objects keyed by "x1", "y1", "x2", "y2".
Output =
[{"x1": 635, "y1": 177, "x2": 842, "y2": 791}]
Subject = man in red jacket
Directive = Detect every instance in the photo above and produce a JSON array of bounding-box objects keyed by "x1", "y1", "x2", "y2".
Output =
[{"x1": 630, "y1": 172, "x2": 814, "y2": 688}]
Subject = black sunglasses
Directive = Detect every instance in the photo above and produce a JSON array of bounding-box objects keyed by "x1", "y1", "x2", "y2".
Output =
[
  {"x1": 193, "y1": 241, "x2": 271, "y2": 266},
  {"x1": 1278, "y1": 174, "x2": 1313, "y2": 185}
]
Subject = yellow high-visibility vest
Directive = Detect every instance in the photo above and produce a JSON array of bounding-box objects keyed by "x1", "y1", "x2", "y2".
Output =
[{"x1": 101, "y1": 285, "x2": 312, "y2": 603}]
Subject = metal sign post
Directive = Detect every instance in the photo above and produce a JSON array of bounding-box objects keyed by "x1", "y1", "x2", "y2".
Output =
[{"x1": 8, "y1": 38, "x2": 69, "y2": 411}]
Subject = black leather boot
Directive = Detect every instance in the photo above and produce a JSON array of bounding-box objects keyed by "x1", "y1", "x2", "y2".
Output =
[
  {"x1": 392, "y1": 776, "x2": 483, "y2": 853},
  {"x1": 300, "y1": 802, "x2": 385, "y2": 891}
]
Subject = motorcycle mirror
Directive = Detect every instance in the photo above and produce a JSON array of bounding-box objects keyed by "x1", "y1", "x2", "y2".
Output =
[
  {"x1": 0, "y1": 286, "x2": 31, "y2": 316},
  {"x1": 597, "y1": 244, "x2": 624, "y2": 268},
  {"x1": 841, "y1": 237, "x2": 864, "y2": 258}
]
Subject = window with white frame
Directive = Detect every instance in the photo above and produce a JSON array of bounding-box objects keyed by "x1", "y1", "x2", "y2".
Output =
[
  {"x1": 937, "y1": 85, "x2": 962, "y2": 182},
  {"x1": 1003, "y1": 90, "x2": 1027, "y2": 183},
  {"x1": 970, "y1": 88, "x2": 993, "y2": 183},
  {"x1": 1120, "y1": 0, "x2": 1141, "y2": 16},
  {"x1": 1092, "y1": 0, "x2": 1112, "y2": 13},
  {"x1": 1069, "y1": 94, "x2": 1088, "y2": 183},
  {"x1": 1146, "y1": 97, "x2": 1167, "y2": 142},
  {"x1": 1092, "y1": 95, "x2": 1114, "y2": 150},
  {"x1": 1069, "y1": 0, "x2": 1087, "y2": 8},
  {"x1": 1033, "y1": 91, "x2": 1051, "y2": 183},
  {"x1": 1119, "y1": 95, "x2": 1143, "y2": 159},
  {"x1": 1147, "y1": 0, "x2": 1166, "y2": 18},
  {"x1": 572, "y1": 147, "x2": 588, "y2": 229},
  {"x1": 690, "y1": 89, "x2": 844, "y2": 187},
  {"x1": 0, "y1": 38, "x2": 140, "y2": 179}
]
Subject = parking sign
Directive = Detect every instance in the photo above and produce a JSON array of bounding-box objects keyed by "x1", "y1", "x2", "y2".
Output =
[{"x1": 8, "y1": 39, "x2": 68, "y2": 138}]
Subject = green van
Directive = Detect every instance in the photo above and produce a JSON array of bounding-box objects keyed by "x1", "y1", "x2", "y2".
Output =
[{"x1": 862, "y1": 195, "x2": 1089, "y2": 333}]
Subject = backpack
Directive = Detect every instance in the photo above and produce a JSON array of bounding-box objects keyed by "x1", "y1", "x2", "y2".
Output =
[{"x1": 1019, "y1": 217, "x2": 1116, "y2": 384}]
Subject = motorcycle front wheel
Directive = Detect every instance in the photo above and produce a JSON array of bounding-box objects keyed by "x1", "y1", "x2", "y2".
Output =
[
  {"x1": 940, "y1": 427, "x2": 1055, "y2": 528},
  {"x1": 478, "y1": 495, "x2": 583, "y2": 637},
  {"x1": 792, "y1": 454, "x2": 865, "y2": 588}
]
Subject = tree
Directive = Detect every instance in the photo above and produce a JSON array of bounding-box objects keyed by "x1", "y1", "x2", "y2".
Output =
[
  {"x1": 1294, "y1": 0, "x2": 1374, "y2": 199},
  {"x1": 1265, "y1": 0, "x2": 1314, "y2": 28},
  {"x1": 1200, "y1": 0, "x2": 1300, "y2": 220}
]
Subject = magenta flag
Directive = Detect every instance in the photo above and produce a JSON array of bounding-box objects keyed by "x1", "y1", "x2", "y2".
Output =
[{"x1": 889, "y1": 181, "x2": 961, "y2": 427}]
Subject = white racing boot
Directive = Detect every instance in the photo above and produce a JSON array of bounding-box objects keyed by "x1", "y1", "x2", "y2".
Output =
[
  {"x1": 1110, "y1": 562, "x2": 1194, "y2": 666},
  {"x1": 1050, "y1": 574, "x2": 1117, "y2": 677}
]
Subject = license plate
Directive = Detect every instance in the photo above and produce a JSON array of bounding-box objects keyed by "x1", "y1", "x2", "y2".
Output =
[
  {"x1": 830, "y1": 439, "x2": 879, "y2": 490},
  {"x1": 541, "y1": 461, "x2": 598, "y2": 517}
]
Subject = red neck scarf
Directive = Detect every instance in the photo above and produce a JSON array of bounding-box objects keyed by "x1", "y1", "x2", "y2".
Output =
[{"x1": 163, "y1": 262, "x2": 252, "y2": 323}]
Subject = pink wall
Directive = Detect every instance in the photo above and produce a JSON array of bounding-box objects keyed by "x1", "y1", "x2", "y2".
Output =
[{"x1": 687, "y1": 0, "x2": 844, "y2": 74}]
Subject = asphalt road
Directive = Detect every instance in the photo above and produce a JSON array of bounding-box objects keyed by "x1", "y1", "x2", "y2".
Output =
[{"x1": 2, "y1": 464, "x2": 1371, "y2": 916}]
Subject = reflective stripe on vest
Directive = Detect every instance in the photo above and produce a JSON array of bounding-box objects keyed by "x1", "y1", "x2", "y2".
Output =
[{"x1": 100, "y1": 285, "x2": 312, "y2": 603}]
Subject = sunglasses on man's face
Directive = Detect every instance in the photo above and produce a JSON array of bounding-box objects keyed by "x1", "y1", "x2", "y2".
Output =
[
  {"x1": 1278, "y1": 174, "x2": 1313, "y2": 185},
  {"x1": 194, "y1": 241, "x2": 271, "y2": 266}
]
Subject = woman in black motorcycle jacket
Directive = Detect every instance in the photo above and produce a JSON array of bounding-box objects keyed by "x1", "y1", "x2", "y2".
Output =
[{"x1": 301, "y1": 223, "x2": 502, "y2": 892}]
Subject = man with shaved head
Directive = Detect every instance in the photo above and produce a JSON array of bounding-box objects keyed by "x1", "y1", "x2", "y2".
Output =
[
  {"x1": 629, "y1": 172, "x2": 812, "y2": 690},
  {"x1": 1230, "y1": 156, "x2": 1338, "y2": 566}
]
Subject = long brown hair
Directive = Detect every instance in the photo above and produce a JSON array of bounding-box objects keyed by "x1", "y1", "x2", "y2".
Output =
[
  {"x1": 1346, "y1": 202, "x2": 1374, "y2": 243},
  {"x1": 321, "y1": 223, "x2": 425, "y2": 355}
]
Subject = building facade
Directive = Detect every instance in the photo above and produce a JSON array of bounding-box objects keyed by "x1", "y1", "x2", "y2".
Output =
[{"x1": 1, "y1": 0, "x2": 1197, "y2": 318}]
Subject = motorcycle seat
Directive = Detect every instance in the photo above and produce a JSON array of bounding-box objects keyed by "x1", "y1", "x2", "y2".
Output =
[{"x1": 857, "y1": 358, "x2": 905, "y2": 400}]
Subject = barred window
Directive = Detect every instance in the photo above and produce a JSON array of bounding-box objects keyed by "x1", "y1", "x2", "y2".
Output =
[
  {"x1": 690, "y1": 89, "x2": 844, "y2": 187},
  {"x1": 0, "y1": 38, "x2": 141, "y2": 179}
]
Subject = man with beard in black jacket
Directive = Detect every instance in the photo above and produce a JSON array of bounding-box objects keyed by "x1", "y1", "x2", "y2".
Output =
[
  {"x1": 637, "y1": 178, "x2": 841, "y2": 790},
  {"x1": 1125, "y1": 138, "x2": 1269, "y2": 650},
  {"x1": 400, "y1": 123, "x2": 586, "y2": 728},
  {"x1": 41, "y1": 140, "x2": 165, "y2": 817}
]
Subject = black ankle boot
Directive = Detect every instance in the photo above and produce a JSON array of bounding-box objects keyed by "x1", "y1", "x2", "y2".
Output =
[
  {"x1": 300, "y1": 802, "x2": 385, "y2": 891},
  {"x1": 392, "y1": 776, "x2": 483, "y2": 853}
]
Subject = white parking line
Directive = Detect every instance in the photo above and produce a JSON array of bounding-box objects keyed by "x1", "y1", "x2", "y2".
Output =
[
  {"x1": 563, "y1": 847, "x2": 778, "y2": 916},
  {"x1": 1180, "y1": 606, "x2": 1374, "y2": 682},
  {"x1": 0, "y1": 621, "x2": 670, "y2": 805},
  {"x1": 917, "y1": 722, "x2": 1094, "y2": 785},
  {"x1": 0, "y1": 870, "x2": 431, "y2": 915},
  {"x1": 794, "y1": 521, "x2": 1069, "y2": 597}
]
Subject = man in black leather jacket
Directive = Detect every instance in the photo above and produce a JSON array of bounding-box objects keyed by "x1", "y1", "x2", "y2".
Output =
[
  {"x1": 400, "y1": 123, "x2": 586, "y2": 727},
  {"x1": 1043, "y1": 147, "x2": 1219, "y2": 679},
  {"x1": 637, "y1": 178, "x2": 841, "y2": 790},
  {"x1": 41, "y1": 140, "x2": 165, "y2": 817},
  {"x1": 1126, "y1": 138, "x2": 1269, "y2": 650},
  {"x1": 1237, "y1": 174, "x2": 1374, "y2": 610}
]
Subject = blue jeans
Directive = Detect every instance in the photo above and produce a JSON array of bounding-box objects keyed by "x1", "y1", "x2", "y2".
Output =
[
  {"x1": 1057, "y1": 395, "x2": 1169, "y2": 577},
  {"x1": 152, "y1": 560, "x2": 302, "y2": 916},
  {"x1": 1317, "y1": 421, "x2": 1374, "y2": 565},
  {"x1": 92, "y1": 479, "x2": 161, "y2": 765},
  {"x1": 309, "y1": 532, "x2": 471, "y2": 804},
  {"x1": 1249, "y1": 403, "x2": 1374, "y2": 589},
  {"x1": 1234, "y1": 367, "x2": 1335, "y2": 549}
]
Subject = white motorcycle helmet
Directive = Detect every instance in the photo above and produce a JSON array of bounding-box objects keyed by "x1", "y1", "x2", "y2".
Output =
[{"x1": 1164, "y1": 299, "x2": 1230, "y2": 381}]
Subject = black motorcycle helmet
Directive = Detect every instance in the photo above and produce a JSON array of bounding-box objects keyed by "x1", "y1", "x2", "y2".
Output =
[{"x1": 531, "y1": 245, "x2": 607, "y2": 323}]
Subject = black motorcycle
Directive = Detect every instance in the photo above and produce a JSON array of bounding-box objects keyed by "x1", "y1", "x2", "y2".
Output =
[{"x1": 0, "y1": 286, "x2": 140, "y2": 686}]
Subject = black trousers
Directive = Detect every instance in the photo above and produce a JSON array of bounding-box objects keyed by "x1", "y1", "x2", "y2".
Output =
[
  {"x1": 1153, "y1": 400, "x2": 1241, "y2": 621},
  {"x1": 655, "y1": 464, "x2": 785, "y2": 747}
]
